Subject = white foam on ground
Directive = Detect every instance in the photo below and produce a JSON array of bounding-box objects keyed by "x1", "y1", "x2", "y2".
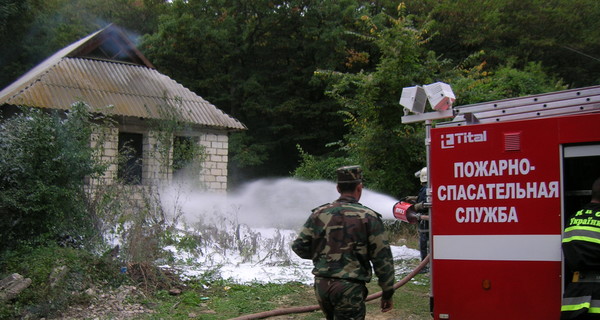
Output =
[{"x1": 159, "y1": 178, "x2": 418, "y2": 284}]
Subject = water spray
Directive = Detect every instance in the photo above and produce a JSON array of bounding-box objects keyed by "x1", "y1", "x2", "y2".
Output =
[{"x1": 161, "y1": 177, "x2": 400, "y2": 229}]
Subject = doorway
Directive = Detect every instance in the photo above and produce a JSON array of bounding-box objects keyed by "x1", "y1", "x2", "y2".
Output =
[{"x1": 562, "y1": 143, "x2": 600, "y2": 288}]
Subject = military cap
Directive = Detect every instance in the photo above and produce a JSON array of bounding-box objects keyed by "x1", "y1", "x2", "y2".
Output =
[{"x1": 336, "y1": 165, "x2": 363, "y2": 183}]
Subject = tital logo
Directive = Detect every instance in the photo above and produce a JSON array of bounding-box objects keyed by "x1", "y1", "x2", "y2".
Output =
[{"x1": 441, "y1": 131, "x2": 487, "y2": 149}]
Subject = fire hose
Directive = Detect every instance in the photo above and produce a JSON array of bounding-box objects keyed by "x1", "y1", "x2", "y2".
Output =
[{"x1": 229, "y1": 254, "x2": 431, "y2": 320}]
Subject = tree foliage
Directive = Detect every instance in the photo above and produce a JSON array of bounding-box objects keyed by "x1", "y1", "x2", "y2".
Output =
[
  {"x1": 450, "y1": 60, "x2": 567, "y2": 105},
  {"x1": 0, "y1": 103, "x2": 106, "y2": 250},
  {"x1": 423, "y1": 0, "x2": 600, "y2": 87},
  {"x1": 141, "y1": 0, "x2": 378, "y2": 182},
  {"x1": 300, "y1": 4, "x2": 567, "y2": 197},
  {"x1": 0, "y1": 0, "x2": 597, "y2": 194},
  {"x1": 0, "y1": 0, "x2": 167, "y2": 90},
  {"x1": 307, "y1": 6, "x2": 438, "y2": 196},
  {"x1": 142, "y1": 2, "x2": 400, "y2": 184}
]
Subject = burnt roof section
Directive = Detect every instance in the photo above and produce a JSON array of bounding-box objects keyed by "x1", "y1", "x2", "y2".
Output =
[
  {"x1": 0, "y1": 24, "x2": 246, "y2": 131},
  {"x1": 68, "y1": 24, "x2": 155, "y2": 68}
]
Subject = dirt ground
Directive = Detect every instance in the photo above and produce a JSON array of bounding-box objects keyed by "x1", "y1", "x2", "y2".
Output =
[{"x1": 56, "y1": 285, "x2": 154, "y2": 319}]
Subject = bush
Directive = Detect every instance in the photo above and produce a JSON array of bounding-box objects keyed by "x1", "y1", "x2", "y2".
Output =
[{"x1": 0, "y1": 103, "x2": 106, "y2": 251}]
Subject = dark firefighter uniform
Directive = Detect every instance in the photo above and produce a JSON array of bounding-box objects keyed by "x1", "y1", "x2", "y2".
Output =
[
  {"x1": 417, "y1": 183, "x2": 429, "y2": 262},
  {"x1": 561, "y1": 202, "x2": 600, "y2": 319}
]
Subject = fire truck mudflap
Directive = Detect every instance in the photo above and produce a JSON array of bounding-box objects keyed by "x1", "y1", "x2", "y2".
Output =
[{"x1": 430, "y1": 112, "x2": 600, "y2": 319}]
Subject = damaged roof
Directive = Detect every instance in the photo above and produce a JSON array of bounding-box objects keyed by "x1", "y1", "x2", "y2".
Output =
[{"x1": 0, "y1": 24, "x2": 246, "y2": 131}]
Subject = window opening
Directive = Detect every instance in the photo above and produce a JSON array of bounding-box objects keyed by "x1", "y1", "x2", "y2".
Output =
[
  {"x1": 173, "y1": 136, "x2": 200, "y2": 181},
  {"x1": 118, "y1": 132, "x2": 143, "y2": 185}
]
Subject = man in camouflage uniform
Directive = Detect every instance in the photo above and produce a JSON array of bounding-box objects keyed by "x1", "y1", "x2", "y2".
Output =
[{"x1": 292, "y1": 165, "x2": 395, "y2": 319}]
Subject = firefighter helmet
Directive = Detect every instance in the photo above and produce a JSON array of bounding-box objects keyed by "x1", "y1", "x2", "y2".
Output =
[{"x1": 418, "y1": 167, "x2": 427, "y2": 183}]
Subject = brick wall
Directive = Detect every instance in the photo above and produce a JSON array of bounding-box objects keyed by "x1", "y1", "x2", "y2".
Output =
[
  {"x1": 143, "y1": 130, "x2": 172, "y2": 185},
  {"x1": 90, "y1": 126, "x2": 230, "y2": 192},
  {"x1": 89, "y1": 126, "x2": 118, "y2": 185},
  {"x1": 198, "y1": 132, "x2": 229, "y2": 193}
]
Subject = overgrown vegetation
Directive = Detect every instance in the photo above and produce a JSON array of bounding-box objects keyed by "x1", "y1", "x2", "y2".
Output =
[
  {"x1": 0, "y1": 103, "x2": 107, "y2": 251},
  {"x1": 296, "y1": 9, "x2": 565, "y2": 197},
  {"x1": 0, "y1": 244, "x2": 127, "y2": 319},
  {"x1": 0, "y1": 100, "x2": 212, "y2": 318},
  {"x1": 0, "y1": 103, "x2": 348, "y2": 319}
]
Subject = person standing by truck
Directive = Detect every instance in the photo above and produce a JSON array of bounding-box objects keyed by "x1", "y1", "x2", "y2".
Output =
[
  {"x1": 291, "y1": 165, "x2": 395, "y2": 319},
  {"x1": 561, "y1": 177, "x2": 600, "y2": 319},
  {"x1": 415, "y1": 167, "x2": 429, "y2": 270}
]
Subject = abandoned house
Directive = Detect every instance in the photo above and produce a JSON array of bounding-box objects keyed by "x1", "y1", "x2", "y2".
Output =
[{"x1": 0, "y1": 24, "x2": 246, "y2": 193}]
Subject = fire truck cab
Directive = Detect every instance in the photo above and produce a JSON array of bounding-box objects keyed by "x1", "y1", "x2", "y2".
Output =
[{"x1": 402, "y1": 85, "x2": 600, "y2": 319}]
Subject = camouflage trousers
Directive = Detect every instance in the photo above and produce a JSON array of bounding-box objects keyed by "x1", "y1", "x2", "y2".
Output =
[{"x1": 314, "y1": 276, "x2": 368, "y2": 320}]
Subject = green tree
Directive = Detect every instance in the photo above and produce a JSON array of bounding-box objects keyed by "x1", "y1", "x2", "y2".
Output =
[
  {"x1": 308, "y1": 7, "x2": 440, "y2": 196},
  {"x1": 0, "y1": 103, "x2": 106, "y2": 250},
  {"x1": 450, "y1": 60, "x2": 567, "y2": 105},
  {"x1": 142, "y1": 0, "x2": 375, "y2": 183},
  {"x1": 426, "y1": 0, "x2": 600, "y2": 87},
  {"x1": 0, "y1": 0, "x2": 42, "y2": 89},
  {"x1": 0, "y1": 0, "x2": 167, "y2": 89},
  {"x1": 302, "y1": 4, "x2": 567, "y2": 198}
]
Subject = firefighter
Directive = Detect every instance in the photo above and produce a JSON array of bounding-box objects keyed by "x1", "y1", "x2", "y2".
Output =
[
  {"x1": 291, "y1": 165, "x2": 395, "y2": 319},
  {"x1": 415, "y1": 167, "x2": 429, "y2": 270},
  {"x1": 561, "y1": 177, "x2": 600, "y2": 320}
]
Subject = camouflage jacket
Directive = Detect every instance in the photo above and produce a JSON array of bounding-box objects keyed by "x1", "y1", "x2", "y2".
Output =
[{"x1": 291, "y1": 196, "x2": 395, "y2": 299}]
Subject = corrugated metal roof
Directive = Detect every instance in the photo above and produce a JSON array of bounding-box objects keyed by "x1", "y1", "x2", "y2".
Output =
[{"x1": 0, "y1": 25, "x2": 245, "y2": 131}]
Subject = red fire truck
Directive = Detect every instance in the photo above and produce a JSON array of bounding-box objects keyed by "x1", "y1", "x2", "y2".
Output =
[{"x1": 401, "y1": 85, "x2": 600, "y2": 319}]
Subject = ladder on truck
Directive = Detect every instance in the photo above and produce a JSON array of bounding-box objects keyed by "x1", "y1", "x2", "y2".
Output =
[{"x1": 402, "y1": 85, "x2": 600, "y2": 126}]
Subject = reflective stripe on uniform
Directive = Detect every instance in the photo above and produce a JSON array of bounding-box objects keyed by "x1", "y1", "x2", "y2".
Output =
[
  {"x1": 563, "y1": 227, "x2": 600, "y2": 244},
  {"x1": 562, "y1": 296, "x2": 600, "y2": 313},
  {"x1": 563, "y1": 235, "x2": 600, "y2": 245}
]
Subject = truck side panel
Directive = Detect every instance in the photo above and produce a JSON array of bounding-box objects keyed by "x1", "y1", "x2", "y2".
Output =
[{"x1": 430, "y1": 113, "x2": 600, "y2": 319}]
